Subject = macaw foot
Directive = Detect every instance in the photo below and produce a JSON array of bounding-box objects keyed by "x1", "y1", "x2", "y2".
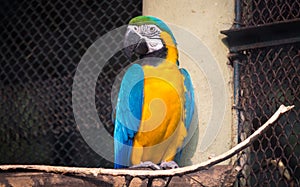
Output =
[
  {"x1": 130, "y1": 161, "x2": 160, "y2": 170},
  {"x1": 160, "y1": 161, "x2": 179, "y2": 169}
]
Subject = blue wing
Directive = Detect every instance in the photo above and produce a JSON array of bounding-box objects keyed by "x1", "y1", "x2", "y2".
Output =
[
  {"x1": 114, "y1": 64, "x2": 144, "y2": 168},
  {"x1": 175, "y1": 68, "x2": 195, "y2": 162},
  {"x1": 180, "y1": 68, "x2": 195, "y2": 130}
]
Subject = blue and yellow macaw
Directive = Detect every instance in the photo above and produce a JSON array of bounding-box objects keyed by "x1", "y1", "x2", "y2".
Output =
[{"x1": 113, "y1": 16, "x2": 194, "y2": 169}]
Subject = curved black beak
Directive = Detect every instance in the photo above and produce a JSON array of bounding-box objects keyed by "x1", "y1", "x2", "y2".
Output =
[{"x1": 123, "y1": 29, "x2": 148, "y2": 60}]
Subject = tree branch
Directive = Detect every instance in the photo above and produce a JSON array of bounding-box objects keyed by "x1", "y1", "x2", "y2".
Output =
[{"x1": 0, "y1": 104, "x2": 295, "y2": 179}]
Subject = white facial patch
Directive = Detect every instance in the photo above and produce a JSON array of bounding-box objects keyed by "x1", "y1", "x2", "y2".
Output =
[
  {"x1": 145, "y1": 38, "x2": 164, "y2": 53},
  {"x1": 128, "y1": 24, "x2": 164, "y2": 54}
]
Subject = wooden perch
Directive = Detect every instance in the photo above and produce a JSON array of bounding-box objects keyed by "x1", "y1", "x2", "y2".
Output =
[{"x1": 0, "y1": 105, "x2": 294, "y2": 180}]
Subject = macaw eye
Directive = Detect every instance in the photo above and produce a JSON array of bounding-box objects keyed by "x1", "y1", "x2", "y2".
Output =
[
  {"x1": 133, "y1": 26, "x2": 139, "y2": 31},
  {"x1": 149, "y1": 26, "x2": 156, "y2": 32}
]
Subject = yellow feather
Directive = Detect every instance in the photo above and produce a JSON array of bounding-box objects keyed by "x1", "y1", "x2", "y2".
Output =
[
  {"x1": 131, "y1": 61, "x2": 187, "y2": 165},
  {"x1": 160, "y1": 31, "x2": 178, "y2": 64}
]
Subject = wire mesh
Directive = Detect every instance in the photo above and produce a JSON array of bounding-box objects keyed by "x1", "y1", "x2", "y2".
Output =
[
  {"x1": 235, "y1": 0, "x2": 300, "y2": 186},
  {"x1": 241, "y1": 0, "x2": 300, "y2": 26},
  {"x1": 238, "y1": 44, "x2": 300, "y2": 186},
  {"x1": 0, "y1": 0, "x2": 142, "y2": 167}
]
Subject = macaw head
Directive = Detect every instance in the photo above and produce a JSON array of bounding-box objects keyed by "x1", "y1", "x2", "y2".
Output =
[{"x1": 124, "y1": 16, "x2": 178, "y2": 65}]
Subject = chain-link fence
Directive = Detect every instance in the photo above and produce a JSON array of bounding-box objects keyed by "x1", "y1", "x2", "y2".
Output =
[
  {"x1": 1, "y1": 0, "x2": 299, "y2": 186},
  {"x1": 0, "y1": 0, "x2": 142, "y2": 168},
  {"x1": 238, "y1": 44, "x2": 300, "y2": 186},
  {"x1": 235, "y1": 0, "x2": 300, "y2": 186},
  {"x1": 241, "y1": 0, "x2": 300, "y2": 26}
]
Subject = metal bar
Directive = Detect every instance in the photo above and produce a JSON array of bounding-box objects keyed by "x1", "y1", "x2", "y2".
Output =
[
  {"x1": 221, "y1": 19, "x2": 300, "y2": 52},
  {"x1": 234, "y1": 0, "x2": 242, "y2": 29},
  {"x1": 231, "y1": 2, "x2": 244, "y2": 185},
  {"x1": 233, "y1": 0, "x2": 242, "y2": 144}
]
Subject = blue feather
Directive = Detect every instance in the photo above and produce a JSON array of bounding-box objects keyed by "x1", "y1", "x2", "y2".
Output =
[
  {"x1": 174, "y1": 68, "x2": 195, "y2": 162},
  {"x1": 114, "y1": 64, "x2": 144, "y2": 168},
  {"x1": 180, "y1": 68, "x2": 195, "y2": 130}
]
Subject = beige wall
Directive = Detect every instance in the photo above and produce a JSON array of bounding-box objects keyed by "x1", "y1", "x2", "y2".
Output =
[{"x1": 143, "y1": 0, "x2": 235, "y2": 165}]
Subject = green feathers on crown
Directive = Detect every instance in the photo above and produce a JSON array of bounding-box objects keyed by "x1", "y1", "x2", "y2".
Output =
[{"x1": 129, "y1": 16, "x2": 176, "y2": 44}]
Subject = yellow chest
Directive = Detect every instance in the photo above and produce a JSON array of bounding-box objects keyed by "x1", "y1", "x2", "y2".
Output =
[
  {"x1": 131, "y1": 62, "x2": 187, "y2": 164},
  {"x1": 141, "y1": 62, "x2": 185, "y2": 130}
]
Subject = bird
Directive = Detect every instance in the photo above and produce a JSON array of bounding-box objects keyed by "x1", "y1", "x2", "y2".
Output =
[{"x1": 113, "y1": 15, "x2": 194, "y2": 169}]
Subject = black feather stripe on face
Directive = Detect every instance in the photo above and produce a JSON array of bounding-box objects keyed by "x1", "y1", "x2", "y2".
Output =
[{"x1": 139, "y1": 47, "x2": 167, "y2": 66}]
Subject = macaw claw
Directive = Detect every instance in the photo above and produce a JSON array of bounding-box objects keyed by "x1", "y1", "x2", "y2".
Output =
[
  {"x1": 160, "y1": 161, "x2": 179, "y2": 169},
  {"x1": 130, "y1": 161, "x2": 161, "y2": 170}
]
